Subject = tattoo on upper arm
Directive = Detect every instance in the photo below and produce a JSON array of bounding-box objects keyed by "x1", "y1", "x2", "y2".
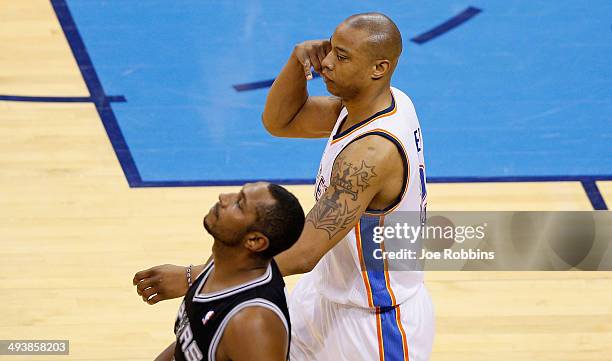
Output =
[{"x1": 306, "y1": 155, "x2": 377, "y2": 238}]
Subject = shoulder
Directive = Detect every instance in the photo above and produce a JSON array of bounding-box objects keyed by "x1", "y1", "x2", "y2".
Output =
[
  {"x1": 328, "y1": 134, "x2": 402, "y2": 194},
  {"x1": 390, "y1": 86, "x2": 414, "y2": 106},
  {"x1": 337, "y1": 132, "x2": 402, "y2": 170},
  {"x1": 220, "y1": 304, "x2": 288, "y2": 357},
  {"x1": 215, "y1": 302, "x2": 289, "y2": 360},
  {"x1": 391, "y1": 86, "x2": 418, "y2": 117},
  {"x1": 225, "y1": 303, "x2": 288, "y2": 337}
]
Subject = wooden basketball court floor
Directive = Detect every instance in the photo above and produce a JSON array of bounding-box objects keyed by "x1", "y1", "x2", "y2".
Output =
[{"x1": 1, "y1": 1, "x2": 611, "y2": 360}]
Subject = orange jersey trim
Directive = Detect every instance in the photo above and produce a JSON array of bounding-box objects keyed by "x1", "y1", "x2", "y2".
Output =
[
  {"x1": 380, "y1": 215, "x2": 410, "y2": 360},
  {"x1": 331, "y1": 95, "x2": 397, "y2": 145},
  {"x1": 376, "y1": 310, "x2": 385, "y2": 361},
  {"x1": 355, "y1": 221, "x2": 375, "y2": 308}
]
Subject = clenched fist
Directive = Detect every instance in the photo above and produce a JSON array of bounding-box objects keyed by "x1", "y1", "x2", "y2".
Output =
[{"x1": 132, "y1": 264, "x2": 189, "y2": 305}]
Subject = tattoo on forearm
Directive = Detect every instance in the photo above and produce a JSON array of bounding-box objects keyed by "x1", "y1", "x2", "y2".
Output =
[{"x1": 307, "y1": 155, "x2": 377, "y2": 238}]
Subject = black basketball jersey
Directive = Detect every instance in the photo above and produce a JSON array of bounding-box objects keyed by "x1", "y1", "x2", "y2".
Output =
[{"x1": 173, "y1": 260, "x2": 290, "y2": 361}]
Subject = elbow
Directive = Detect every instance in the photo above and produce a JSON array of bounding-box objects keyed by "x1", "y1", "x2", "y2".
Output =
[
  {"x1": 297, "y1": 256, "x2": 317, "y2": 274},
  {"x1": 282, "y1": 255, "x2": 316, "y2": 276},
  {"x1": 261, "y1": 113, "x2": 284, "y2": 137}
]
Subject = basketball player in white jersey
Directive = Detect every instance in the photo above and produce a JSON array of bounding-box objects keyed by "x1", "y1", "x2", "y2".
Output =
[{"x1": 133, "y1": 13, "x2": 434, "y2": 361}]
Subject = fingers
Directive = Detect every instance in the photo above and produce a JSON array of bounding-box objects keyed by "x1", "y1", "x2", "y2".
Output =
[
  {"x1": 322, "y1": 40, "x2": 332, "y2": 54},
  {"x1": 316, "y1": 47, "x2": 327, "y2": 71},
  {"x1": 133, "y1": 268, "x2": 154, "y2": 285},
  {"x1": 296, "y1": 40, "x2": 330, "y2": 79},
  {"x1": 316, "y1": 40, "x2": 332, "y2": 73},
  {"x1": 147, "y1": 293, "x2": 163, "y2": 305},
  {"x1": 306, "y1": 53, "x2": 325, "y2": 77},
  {"x1": 303, "y1": 58, "x2": 313, "y2": 80},
  {"x1": 136, "y1": 276, "x2": 159, "y2": 296},
  {"x1": 141, "y1": 285, "x2": 158, "y2": 303},
  {"x1": 138, "y1": 284, "x2": 164, "y2": 305},
  {"x1": 132, "y1": 266, "x2": 170, "y2": 305}
]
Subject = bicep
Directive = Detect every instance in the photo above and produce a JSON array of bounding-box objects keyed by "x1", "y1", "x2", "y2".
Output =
[
  {"x1": 274, "y1": 96, "x2": 342, "y2": 138},
  {"x1": 305, "y1": 149, "x2": 382, "y2": 239}
]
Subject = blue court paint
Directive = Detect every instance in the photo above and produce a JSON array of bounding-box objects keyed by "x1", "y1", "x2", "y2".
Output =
[
  {"x1": 51, "y1": 0, "x2": 141, "y2": 187},
  {"x1": 0, "y1": 95, "x2": 126, "y2": 103},
  {"x1": 411, "y1": 6, "x2": 482, "y2": 44},
  {"x1": 59, "y1": 0, "x2": 612, "y2": 191}
]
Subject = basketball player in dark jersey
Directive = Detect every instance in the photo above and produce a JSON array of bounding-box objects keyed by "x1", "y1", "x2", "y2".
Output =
[{"x1": 151, "y1": 182, "x2": 305, "y2": 361}]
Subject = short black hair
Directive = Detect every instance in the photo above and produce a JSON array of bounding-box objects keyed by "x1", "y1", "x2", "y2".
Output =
[
  {"x1": 249, "y1": 184, "x2": 305, "y2": 259},
  {"x1": 344, "y1": 12, "x2": 403, "y2": 62}
]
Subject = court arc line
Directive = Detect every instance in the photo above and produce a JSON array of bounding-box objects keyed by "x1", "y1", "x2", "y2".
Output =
[
  {"x1": 411, "y1": 6, "x2": 482, "y2": 45},
  {"x1": 233, "y1": 79, "x2": 274, "y2": 92},
  {"x1": 233, "y1": 6, "x2": 482, "y2": 91},
  {"x1": 0, "y1": 95, "x2": 126, "y2": 103},
  {"x1": 51, "y1": 0, "x2": 141, "y2": 188},
  {"x1": 234, "y1": 73, "x2": 321, "y2": 92}
]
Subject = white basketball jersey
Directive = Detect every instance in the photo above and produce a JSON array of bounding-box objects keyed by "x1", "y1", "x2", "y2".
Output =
[{"x1": 312, "y1": 87, "x2": 427, "y2": 309}]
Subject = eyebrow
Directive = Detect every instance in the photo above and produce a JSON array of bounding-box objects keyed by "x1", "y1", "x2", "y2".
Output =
[
  {"x1": 330, "y1": 36, "x2": 350, "y2": 54},
  {"x1": 336, "y1": 46, "x2": 350, "y2": 54}
]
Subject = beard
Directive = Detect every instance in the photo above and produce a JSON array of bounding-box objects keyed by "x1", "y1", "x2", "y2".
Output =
[
  {"x1": 203, "y1": 215, "x2": 215, "y2": 236},
  {"x1": 204, "y1": 217, "x2": 244, "y2": 248}
]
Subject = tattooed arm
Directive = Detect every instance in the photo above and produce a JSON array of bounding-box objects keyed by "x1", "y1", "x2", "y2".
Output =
[
  {"x1": 131, "y1": 135, "x2": 405, "y2": 304},
  {"x1": 274, "y1": 135, "x2": 405, "y2": 276}
]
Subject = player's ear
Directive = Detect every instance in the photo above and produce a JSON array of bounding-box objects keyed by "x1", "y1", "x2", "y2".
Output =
[
  {"x1": 243, "y1": 231, "x2": 270, "y2": 253},
  {"x1": 371, "y1": 59, "x2": 390, "y2": 80}
]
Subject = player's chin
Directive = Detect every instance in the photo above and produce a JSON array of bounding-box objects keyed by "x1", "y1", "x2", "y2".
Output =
[
  {"x1": 203, "y1": 217, "x2": 216, "y2": 237},
  {"x1": 324, "y1": 82, "x2": 340, "y2": 96},
  {"x1": 203, "y1": 212, "x2": 214, "y2": 230}
]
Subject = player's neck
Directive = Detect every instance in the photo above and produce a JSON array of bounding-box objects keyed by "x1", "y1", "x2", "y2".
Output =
[
  {"x1": 204, "y1": 242, "x2": 268, "y2": 293},
  {"x1": 343, "y1": 85, "x2": 392, "y2": 128}
]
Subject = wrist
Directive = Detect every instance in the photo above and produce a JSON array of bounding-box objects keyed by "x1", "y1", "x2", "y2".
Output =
[
  {"x1": 186, "y1": 264, "x2": 193, "y2": 288},
  {"x1": 290, "y1": 49, "x2": 305, "y2": 68}
]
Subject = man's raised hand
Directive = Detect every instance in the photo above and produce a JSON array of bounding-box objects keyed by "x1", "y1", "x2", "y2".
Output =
[{"x1": 293, "y1": 39, "x2": 331, "y2": 80}]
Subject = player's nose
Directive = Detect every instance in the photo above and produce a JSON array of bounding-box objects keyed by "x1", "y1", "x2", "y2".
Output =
[
  {"x1": 321, "y1": 52, "x2": 333, "y2": 71},
  {"x1": 218, "y1": 193, "x2": 230, "y2": 206},
  {"x1": 218, "y1": 192, "x2": 238, "y2": 207}
]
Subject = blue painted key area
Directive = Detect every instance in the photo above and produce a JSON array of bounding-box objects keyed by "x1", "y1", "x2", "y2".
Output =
[{"x1": 63, "y1": 0, "x2": 612, "y2": 184}]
